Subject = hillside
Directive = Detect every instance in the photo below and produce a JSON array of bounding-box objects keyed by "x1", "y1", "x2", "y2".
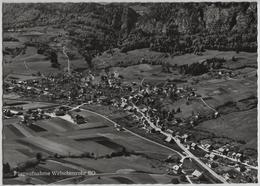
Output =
[{"x1": 3, "y1": 2, "x2": 257, "y2": 59}]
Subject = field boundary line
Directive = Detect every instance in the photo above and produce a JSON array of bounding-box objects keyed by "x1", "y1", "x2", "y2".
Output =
[{"x1": 78, "y1": 107, "x2": 185, "y2": 158}]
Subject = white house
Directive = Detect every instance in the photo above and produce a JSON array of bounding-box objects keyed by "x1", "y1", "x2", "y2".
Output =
[{"x1": 192, "y1": 170, "x2": 202, "y2": 178}]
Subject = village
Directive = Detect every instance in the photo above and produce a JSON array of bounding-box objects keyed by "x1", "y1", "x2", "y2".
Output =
[{"x1": 3, "y1": 61, "x2": 258, "y2": 183}]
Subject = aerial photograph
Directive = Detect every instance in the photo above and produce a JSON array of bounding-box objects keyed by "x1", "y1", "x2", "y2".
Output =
[{"x1": 2, "y1": 1, "x2": 258, "y2": 184}]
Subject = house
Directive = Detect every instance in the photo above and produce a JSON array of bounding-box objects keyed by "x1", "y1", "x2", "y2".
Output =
[
  {"x1": 166, "y1": 129, "x2": 173, "y2": 134},
  {"x1": 192, "y1": 170, "x2": 202, "y2": 178},
  {"x1": 171, "y1": 119, "x2": 178, "y2": 125},
  {"x1": 223, "y1": 173, "x2": 230, "y2": 181},
  {"x1": 125, "y1": 106, "x2": 132, "y2": 111},
  {"x1": 191, "y1": 143, "x2": 197, "y2": 150},
  {"x1": 182, "y1": 134, "x2": 188, "y2": 139},
  {"x1": 222, "y1": 148, "x2": 229, "y2": 155},
  {"x1": 116, "y1": 126, "x2": 124, "y2": 131},
  {"x1": 230, "y1": 152, "x2": 236, "y2": 159},
  {"x1": 180, "y1": 134, "x2": 189, "y2": 143},
  {"x1": 205, "y1": 144, "x2": 213, "y2": 151},
  {"x1": 206, "y1": 163, "x2": 211, "y2": 168},
  {"x1": 172, "y1": 165, "x2": 182, "y2": 174},
  {"x1": 213, "y1": 149, "x2": 222, "y2": 155},
  {"x1": 120, "y1": 102, "x2": 127, "y2": 108},
  {"x1": 209, "y1": 153, "x2": 217, "y2": 160},
  {"x1": 235, "y1": 166, "x2": 241, "y2": 172},
  {"x1": 217, "y1": 147, "x2": 225, "y2": 155},
  {"x1": 227, "y1": 151, "x2": 233, "y2": 157},
  {"x1": 146, "y1": 126, "x2": 153, "y2": 133},
  {"x1": 140, "y1": 107, "x2": 147, "y2": 113},
  {"x1": 236, "y1": 153, "x2": 242, "y2": 161},
  {"x1": 165, "y1": 136, "x2": 172, "y2": 143}
]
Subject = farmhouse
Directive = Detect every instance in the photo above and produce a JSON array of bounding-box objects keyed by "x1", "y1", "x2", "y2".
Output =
[{"x1": 192, "y1": 170, "x2": 202, "y2": 178}]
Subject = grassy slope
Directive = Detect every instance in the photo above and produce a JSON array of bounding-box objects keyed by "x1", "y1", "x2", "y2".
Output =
[{"x1": 196, "y1": 108, "x2": 257, "y2": 149}]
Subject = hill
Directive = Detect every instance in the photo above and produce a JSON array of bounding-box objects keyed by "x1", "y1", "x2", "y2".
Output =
[{"x1": 3, "y1": 2, "x2": 257, "y2": 62}]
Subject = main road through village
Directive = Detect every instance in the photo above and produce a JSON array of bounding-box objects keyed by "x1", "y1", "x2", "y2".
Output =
[{"x1": 63, "y1": 102, "x2": 228, "y2": 184}]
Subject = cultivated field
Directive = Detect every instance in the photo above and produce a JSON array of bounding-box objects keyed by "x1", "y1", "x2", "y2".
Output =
[{"x1": 3, "y1": 108, "x2": 182, "y2": 184}]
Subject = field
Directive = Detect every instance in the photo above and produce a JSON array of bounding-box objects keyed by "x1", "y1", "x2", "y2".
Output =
[
  {"x1": 4, "y1": 99, "x2": 58, "y2": 110},
  {"x1": 196, "y1": 108, "x2": 257, "y2": 150},
  {"x1": 3, "y1": 27, "x2": 86, "y2": 77},
  {"x1": 94, "y1": 48, "x2": 256, "y2": 68},
  {"x1": 194, "y1": 77, "x2": 257, "y2": 108},
  {"x1": 3, "y1": 108, "x2": 182, "y2": 184},
  {"x1": 56, "y1": 172, "x2": 177, "y2": 184}
]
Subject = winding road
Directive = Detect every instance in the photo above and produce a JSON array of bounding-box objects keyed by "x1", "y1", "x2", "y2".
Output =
[
  {"x1": 70, "y1": 103, "x2": 228, "y2": 183},
  {"x1": 130, "y1": 103, "x2": 228, "y2": 183}
]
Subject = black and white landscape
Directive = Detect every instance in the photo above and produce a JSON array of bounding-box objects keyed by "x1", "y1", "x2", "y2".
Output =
[{"x1": 2, "y1": 1, "x2": 258, "y2": 184}]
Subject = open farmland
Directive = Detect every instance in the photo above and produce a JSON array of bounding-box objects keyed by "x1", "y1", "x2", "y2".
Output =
[{"x1": 3, "y1": 105, "x2": 183, "y2": 184}]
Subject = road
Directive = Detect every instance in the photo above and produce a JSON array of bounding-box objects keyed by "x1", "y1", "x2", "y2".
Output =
[
  {"x1": 68, "y1": 102, "x2": 227, "y2": 183},
  {"x1": 172, "y1": 136, "x2": 228, "y2": 183},
  {"x1": 131, "y1": 103, "x2": 228, "y2": 183},
  {"x1": 73, "y1": 105, "x2": 185, "y2": 159},
  {"x1": 198, "y1": 145, "x2": 258, "y2": 170},
  {"x1": 185, "y1": 175, "x2": 193, "y2": 184},
  {"x1": 199, "y1": 97, "x2": 217, "y2": 112}
]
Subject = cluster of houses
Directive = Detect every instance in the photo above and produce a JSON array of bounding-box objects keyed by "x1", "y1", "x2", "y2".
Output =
[
  {"x1": 202, "y1": 144, "x2": 246, "y2": 163},
  {"x1": 167, "y1": 157, "x2": 205, "y2": 183},
  {"x1": 20, "y1": 108, "x2": 50, "y2": 126},
  {"x1": 176, "y1": 133, "x2": 254, "y2": 168},
  {"x1": 3, "y1": 108, "x2": 23, "y2": 118},
  {"x1": 175, "y1": 136, "x2": 258, "y2": 181},
  {"x1": 113, "y1": 84, "x2": 202, "y2": 132}
]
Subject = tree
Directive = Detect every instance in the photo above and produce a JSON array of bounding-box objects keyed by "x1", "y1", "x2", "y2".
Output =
[
  {"x1": 180, "y1": 174, "x2": 187, "y2": 182},
  {"x1": 25, "y1": 177, "x2": 32, "y2": 184},
  {"x1": 162, "y1": 62, "x2": 171, "y2": 73},
  {"x1": 67, "y1": 51, "x2": 76, "y2": 60},
  {"x1": 36, "y1": 152, "x2": 42, "y2": 161},
  {"x1": 171, "y1": 178, "x2": 180, "y2": 184},
  {"x1": 240, "y1": 165, "x2": 247, "y2": 172},
  {"x1": 3, "y1": 163, "x2": 11, "y2": 174},
  {"x1": 81, "y1": 51, "x2": 93, "y2": 69},
  {"x1": 166, "y1": 24, "x2": 179, "y2": 40},
  {"x1": 121, "y1": 147, "x2": 126, "y2": 153},
  {"x1": 37, "y1": 71, "x2": 42, "y2": 76},
  {"x1": 49, "y1": 51, "x2": 60, "y2": 68}
]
